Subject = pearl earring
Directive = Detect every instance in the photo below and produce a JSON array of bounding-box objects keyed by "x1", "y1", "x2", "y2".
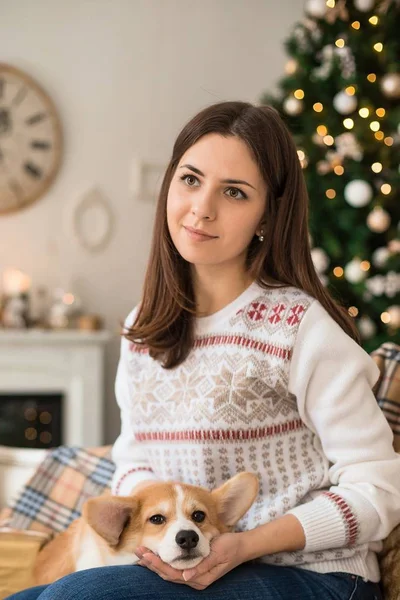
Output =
[{"x1": 258, "y1": 231, "x2": 264, "y2": 242}]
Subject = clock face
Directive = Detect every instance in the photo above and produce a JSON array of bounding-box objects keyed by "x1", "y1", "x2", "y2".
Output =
[{"x1": 0, "y1": 63, "x2": 62, "y2": 215}]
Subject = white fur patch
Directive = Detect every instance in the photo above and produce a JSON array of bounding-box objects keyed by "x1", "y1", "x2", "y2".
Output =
[{"x1": 75, "y1": 528, "x2": 138, "y2": 571}]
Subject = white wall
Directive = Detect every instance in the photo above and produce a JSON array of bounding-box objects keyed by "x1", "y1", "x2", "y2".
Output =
[{"x1": 0, "y1": 0, "x2": 305, "y2": 443}]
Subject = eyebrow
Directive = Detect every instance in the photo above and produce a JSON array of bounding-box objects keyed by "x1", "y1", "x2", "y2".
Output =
[{"x1": 179, "y1": 164, "x2": 257, "y2": 190}]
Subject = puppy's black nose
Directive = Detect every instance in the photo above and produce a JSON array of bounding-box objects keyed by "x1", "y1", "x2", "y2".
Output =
[{"x1": 175, "y1": 529, "x2": 199, "y2": 549}]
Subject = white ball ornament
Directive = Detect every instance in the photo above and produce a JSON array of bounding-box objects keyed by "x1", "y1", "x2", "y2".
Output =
[
  {"x1": 283, "y1": 96, "x2": 304, "y2": 116},
  {"x1": 365, "y1": 275, "x2": 385, "y2": 296},
  {"x1": 311, "y1": 247, "x2": 330, "y2": 273},
  {"x1": 344, "y1": 180, "x2": 373, "y2": 207},
  {"x1": 344, "y1": 258, "x2": 366, "y2": 284},
  {"x1": 387, "y1": 305, "x2": 400, "y2": 328},
  {"x1": 386, "y1": 271, "x2": 400, "y2": 297},
  {"x1": 305, "y1": 0, "x2": 327, "y2": 18},
  {"x1": 388, "y1": 239, "x2": 400, "y2": 254},
  {"x1": 358, "y1": 316, "x2": 377, "y2": 340},
  {"x1": 367, "y1": 207, "x2": 391, "y2": 233},
  {"x1": 354, "y1": 0, "x2": 375, "y2": 11},
  {"x1": 333, "y1": 91, "x2": 357, "y2": 115},
  {"x1": 372, "y1": 247, "x2": 390, "y2": 268},
  {"x1": 380, "y1": 73, "x2": 400, "y2": 99}
]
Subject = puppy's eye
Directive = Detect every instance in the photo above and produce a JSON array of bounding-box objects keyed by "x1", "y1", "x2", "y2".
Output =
[
  {"x1": 192, "y1": 511, "x2": 206, "y2": 523},
  {"x1": 149, "y1": 514, "x2": 166, "y2": 525}
]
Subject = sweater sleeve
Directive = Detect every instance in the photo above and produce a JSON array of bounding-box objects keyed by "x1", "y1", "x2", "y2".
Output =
[
  {"x1": 286, "y1": 299, "x2": 400, "y2": 553},
  {"x1": 110, "y1": 307, "x2": 158, "y2": 496}
]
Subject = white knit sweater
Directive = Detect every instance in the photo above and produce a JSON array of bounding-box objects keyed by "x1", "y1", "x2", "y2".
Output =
[{"x1": 111, "y1": 281, "x2": 400, "y2": 582}]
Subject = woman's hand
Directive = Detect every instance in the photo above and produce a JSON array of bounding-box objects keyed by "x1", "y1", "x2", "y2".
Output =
[{"x1": 135, "y1": 531, "x2": 248, "y2": 590}]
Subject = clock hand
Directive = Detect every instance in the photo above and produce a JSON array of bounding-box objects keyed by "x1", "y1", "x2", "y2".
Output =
[{"x1": 0, "y1": 107, "x2": 11, "y2": 135}]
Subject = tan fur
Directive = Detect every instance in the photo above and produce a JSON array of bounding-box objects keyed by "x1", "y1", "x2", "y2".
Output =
[
  {"x1": 33, "y1": 472, "x2": 259, "y2": 585},
  {"x1": 33, "y1": 520, "x2": 81, "y2": 585}
]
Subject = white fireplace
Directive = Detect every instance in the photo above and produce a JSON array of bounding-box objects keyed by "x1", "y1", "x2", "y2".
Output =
[{"x1": 0, "y1": 329, "x2": 111, "y2": 507}]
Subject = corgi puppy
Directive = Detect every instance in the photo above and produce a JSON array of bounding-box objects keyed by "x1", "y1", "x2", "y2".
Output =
[{"x1": 33, "y1": 472, "x2": 259, "y2": 585}]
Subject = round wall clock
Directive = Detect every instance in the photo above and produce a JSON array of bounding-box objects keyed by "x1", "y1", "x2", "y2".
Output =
[{"x1": 0, "y1": 63, "x2": 62, "y2": 215}]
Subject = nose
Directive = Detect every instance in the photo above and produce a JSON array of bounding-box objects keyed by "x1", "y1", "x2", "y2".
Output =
[
  {"x1": 191, "y1": 188, "x2": 216, "y2": 220},
  {"x1": 175, "y1": 529, "x2": 199, "y2": 550}
]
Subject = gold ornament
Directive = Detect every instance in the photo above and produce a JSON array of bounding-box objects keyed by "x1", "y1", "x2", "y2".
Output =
[
  {"x1": 325, "y1": 0, "x2": 349, "y2": 23},
  {"x1": 366, "y1": 207, "x2": 391, "y2": 232},
  {"x1": 285, "y1": 59, "x2": 298, "y2": 75},
  {"x1": 388, "y1": 239, "x2": 400, "y2": 253},
  {"x1": 380, "y1": 73, "x2": 400, "y2": 98},
  {"x1": 387, "y1": 305, "x2": 400, "y2": 329}
]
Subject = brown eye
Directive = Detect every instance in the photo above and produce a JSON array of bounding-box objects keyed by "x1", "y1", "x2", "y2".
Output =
[
  {"x1": 192, "y1": 511, "x2": 206, "y2": 523},
  {"x1": 149, "y1": 514, "x2": 166, "y2": 525},
  {"x1": 180, "y1": 174, "x2": 199, "y2": 186},
  {"x1": 227, "y1": 187, "x2": 246, "y2": 200}
]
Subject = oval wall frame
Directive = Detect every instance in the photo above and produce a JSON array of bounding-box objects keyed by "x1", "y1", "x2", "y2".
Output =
[{"x1": 73, "y1": 187, "x2": 113, "y2": 252}]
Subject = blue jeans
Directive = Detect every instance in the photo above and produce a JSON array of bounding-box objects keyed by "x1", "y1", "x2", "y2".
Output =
[{"x1": 5, "y1": 563, "x2": 383, "y2": 600}]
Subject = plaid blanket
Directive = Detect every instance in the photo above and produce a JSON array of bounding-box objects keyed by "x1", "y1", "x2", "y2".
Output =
[
  {"x1": 0, "y1": 343, "x2": 399, "y2": 542},
  {"x1": 0, "y1": 445, "x2": 114, "y2": 541}
]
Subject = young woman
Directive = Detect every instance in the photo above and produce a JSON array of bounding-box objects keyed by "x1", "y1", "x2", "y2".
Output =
[{"x1": 9, "y1": 101, "x2": 399, "y2": 600}]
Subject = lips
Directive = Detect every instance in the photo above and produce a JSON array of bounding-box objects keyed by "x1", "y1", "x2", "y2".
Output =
[{"x1": 184, "y1": 226, "x2": 217, "y2": 239}]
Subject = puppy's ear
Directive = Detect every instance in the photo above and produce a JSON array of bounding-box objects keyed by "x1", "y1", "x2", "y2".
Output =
[
  {"x1": 83, "y1": 496, "x2": 138, "y2": 546},
  {"x1": 211, "y1": 472, "x2": 259, "y2": 527}
]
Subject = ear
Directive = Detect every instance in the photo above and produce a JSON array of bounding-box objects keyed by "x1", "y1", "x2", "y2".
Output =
[
  {"x1": 83, "y1": 495, "x2": 137, "y2": 547},
  {"x1": 211, "y1": 472, "x2": 259, "y2": 527}
]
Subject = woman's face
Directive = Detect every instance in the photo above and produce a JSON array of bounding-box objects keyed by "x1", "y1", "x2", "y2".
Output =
[{"x1": 166, "y1": 133, "x2": 267, "y2": 276}]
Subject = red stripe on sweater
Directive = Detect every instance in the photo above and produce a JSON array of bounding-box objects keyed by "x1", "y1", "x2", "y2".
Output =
[
  {"x1": 114, "y1": 467, "x2": 154, "y2": 495},
  {"x1": 195, "y1": 335, "x2": 290, "y2": 359},
  {"x1": 322, "y1": 491, "x2": 358, "y2": 546},
  {"x1": 135, "y1": 419, "x2": 306, "y2": 443},
  {"x1": 129, "y1": 336, "x2": 291, "y2": 359}
]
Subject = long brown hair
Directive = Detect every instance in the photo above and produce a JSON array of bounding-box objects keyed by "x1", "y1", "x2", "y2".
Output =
[{"x1": 125, "y1": 101, "x2": 360, "y2": 368}]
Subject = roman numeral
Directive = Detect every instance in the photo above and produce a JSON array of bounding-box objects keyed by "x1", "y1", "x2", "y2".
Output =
[
  {"x1": 9, "y1": 179, "x2": 24, "y2": 200},
  {"x1": 24, "y1": 162, "x2": 42, "y2": 178},
  {"x1": 26, "y1": 112, "x2": 47, "y2": 126},
  {"x1": 31, "y1": 140, "x2": 51, "y2": 150},
  {"x1": 12, "y1": 86, "x2": 27, "y2": 106}
]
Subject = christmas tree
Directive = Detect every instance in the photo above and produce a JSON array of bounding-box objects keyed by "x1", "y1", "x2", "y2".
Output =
[{"x1": 262, "y1": 0, "x2": 400, "y2": 351}]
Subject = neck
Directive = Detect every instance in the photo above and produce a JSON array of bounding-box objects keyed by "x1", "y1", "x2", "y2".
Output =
[{"x1": 193, "y1": 265, "x2": 254, "y2": 318}]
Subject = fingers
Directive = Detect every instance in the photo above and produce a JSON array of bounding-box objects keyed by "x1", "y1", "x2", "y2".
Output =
[
  {"x1": 139, "y1": 553, "x2": 185, "y2": 584},
  {"x1": 135, "y1": 548, "x2": 221, "y2": 590},
  {"x1": 135, "y1": 546, "x2": 151, "y2": 558},
  {"x1": 183, "y1": 553, "x2": 218, "y2": 581}
]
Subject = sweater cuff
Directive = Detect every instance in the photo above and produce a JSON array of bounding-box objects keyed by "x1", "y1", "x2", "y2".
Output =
[
  {"x1": 111, "y1": 467, "x2": 158, "y2": 496},
  {"x1": 288, "y1": 490, "x2": 367, "y2": 553}
]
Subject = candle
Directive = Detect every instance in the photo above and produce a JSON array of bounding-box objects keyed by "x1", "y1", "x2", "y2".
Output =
[{"x1": 2, "y1": 268, "x2": 32, "y2": 296}]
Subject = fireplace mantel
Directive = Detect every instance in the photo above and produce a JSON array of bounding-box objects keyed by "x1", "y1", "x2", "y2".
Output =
[
  {"x1": 0, "y1": 328, "x2": 112, "y2": 506},
  {"x1": 0, "y1": 329, "x2": 111, "y2": 344}
]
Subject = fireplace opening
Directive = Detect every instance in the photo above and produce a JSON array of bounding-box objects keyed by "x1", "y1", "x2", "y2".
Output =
[{"x1": 0, "y1": 393, "x2": 63, "y2": 449}]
